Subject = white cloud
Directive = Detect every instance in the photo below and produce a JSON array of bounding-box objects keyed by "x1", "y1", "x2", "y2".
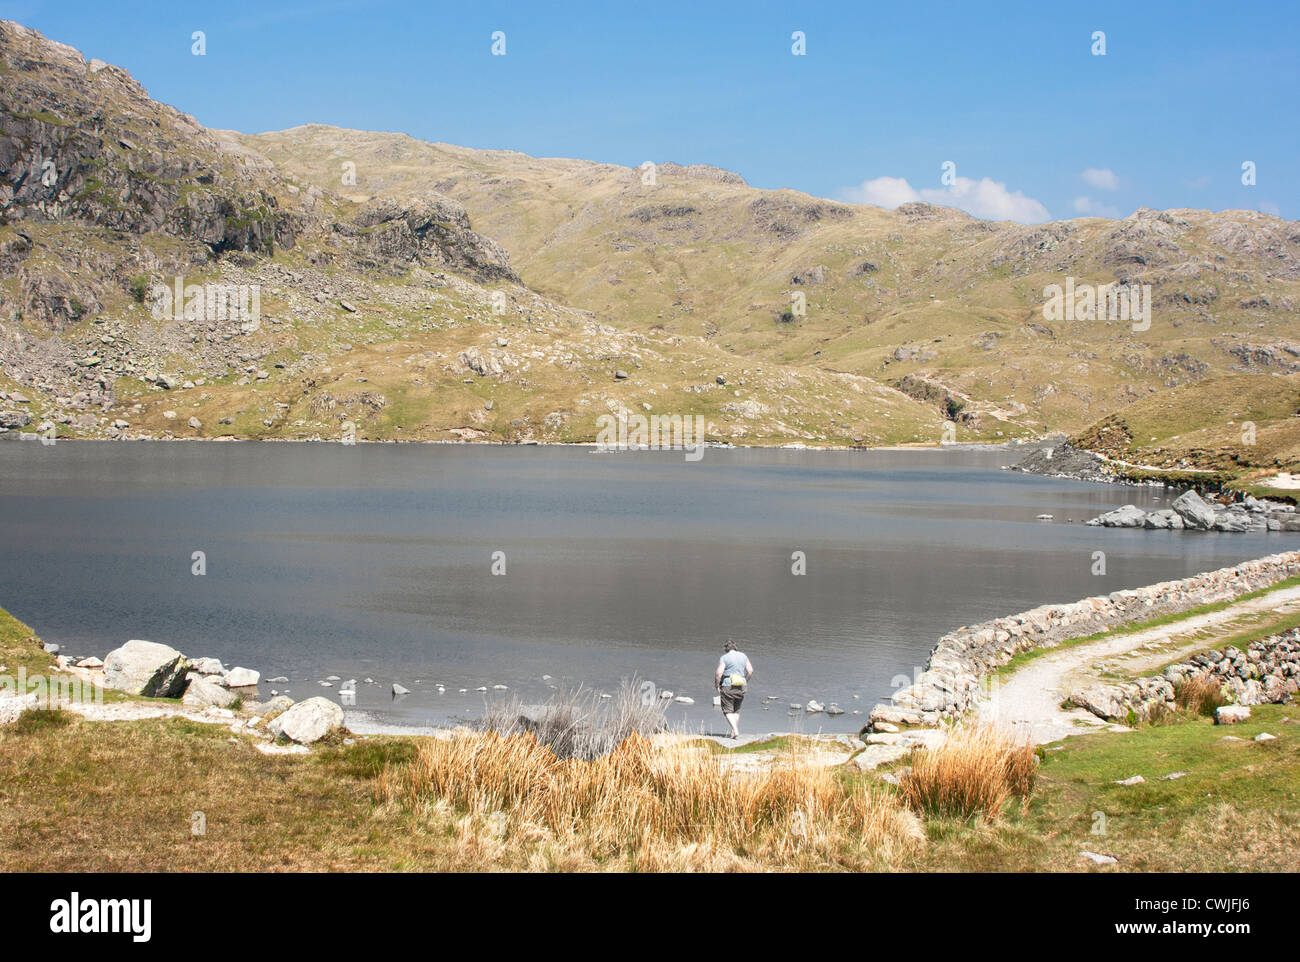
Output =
[
  {"x1": 1073, "y1": 195, "x2": 1121, "y2": 218},
  {"x1": 841, "y1": 175, "x2": 921, "y2": 209},
  {"x1": 840, "y1": 174, "x2": 1050, "y2": 223},
  {"x1": 1081, "y1": 167, "x2": 1119, "y2": 191},
  {"x1": 1187, "y1": 175, "x2": 1211, "y2": 190}
]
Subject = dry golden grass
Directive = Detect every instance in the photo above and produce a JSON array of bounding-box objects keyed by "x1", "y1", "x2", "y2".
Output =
[
  {"x1": 1174, "y1": 674, "x2": 1229, "y2": 717},
  {"x1": 899, "y1": 726, "x2": 1037, "y2": 821},
  {"x1": 377, "y1": 730, "x2": 922, "y2": 870}
]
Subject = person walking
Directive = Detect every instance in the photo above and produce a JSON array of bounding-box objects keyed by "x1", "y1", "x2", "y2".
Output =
[{"x1": 714, "y1": 640, "x2": 754, "y2": 739}]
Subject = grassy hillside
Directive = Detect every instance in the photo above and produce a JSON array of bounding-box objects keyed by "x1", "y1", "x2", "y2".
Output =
[
  {"x1": 4, "y1": 21, "x2": 1300, "y2": 464},
  {"x1": 244, "y1": 125, "x2": 1300, "y2": 448},
  {"x1": 1067, "y1": 372, "x2": 1300, "y2": 488}
]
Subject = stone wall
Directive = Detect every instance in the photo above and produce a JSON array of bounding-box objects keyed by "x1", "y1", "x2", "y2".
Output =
[
  {"x1": 872, "y1": 550, "x2": 1300, "y2": 729},
  {"x1": 1069, "y1": 628, "x2": 1300, "y2": 722}
]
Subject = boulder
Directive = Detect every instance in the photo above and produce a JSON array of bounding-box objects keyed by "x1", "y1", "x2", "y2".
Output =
[
  {"x1": 103, "y1": 640, "x2": 190, "y2": 697},
  {"x1": 268, "y1": 697, "x2": 344, "y2": 744},
  {"x1": 190, "y1": 657, "x2": 224, "y2": 676},
  {"x1": 1171, "y1": 490, "x2": 1217, "y2": 530},
  {"x1": 1213, "y1": 510, "x2": 1251, "y2": 532},
  {"x1": 1214, "y1": 705, "x2": 1251, "y2": 725},
  {"x1": 1095, "y1": 504, "x2": 1148, "y2": 527},
  {"x1": 182, "y1": 676, "x2": 239, "y2": 709},
  {"x1": 224, "y1": 667, "x2": 260, "y2": 688},
  {"x1": 869, "y1": 704, "x2": 924, "y2": 727},
  {"x1": 1070, "y1": 684, "x2": 1132, "y2": 721}
]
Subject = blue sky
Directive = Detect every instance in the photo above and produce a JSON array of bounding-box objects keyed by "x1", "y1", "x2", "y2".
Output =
[{"x1": 4, "y1": 0, "x2": 1297, "y2": 221}]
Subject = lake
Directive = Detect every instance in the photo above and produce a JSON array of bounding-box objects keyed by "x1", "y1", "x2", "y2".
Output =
[{"x1": 0, "y1": 440, "x2": 1293, "y2": 734}]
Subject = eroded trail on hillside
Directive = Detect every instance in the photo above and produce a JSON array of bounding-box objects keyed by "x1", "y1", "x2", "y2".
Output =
[{"x1": 977, "y1": 585, "x2": 1300, "y2": 745}]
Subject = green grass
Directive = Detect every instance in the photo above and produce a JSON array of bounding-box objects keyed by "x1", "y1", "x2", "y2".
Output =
[{"x1": 909, "y1": 705, "x2": 1300, "y2": 871}]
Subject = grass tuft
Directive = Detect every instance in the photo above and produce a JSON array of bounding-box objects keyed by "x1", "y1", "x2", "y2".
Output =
[{"x1": 900, "y1": 725, "x2": 1037, "y2": 820}]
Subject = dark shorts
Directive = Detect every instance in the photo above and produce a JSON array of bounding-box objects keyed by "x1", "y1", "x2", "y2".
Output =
[{"x1": 720, "y1": 687, "x2": 744, "y2": 713}]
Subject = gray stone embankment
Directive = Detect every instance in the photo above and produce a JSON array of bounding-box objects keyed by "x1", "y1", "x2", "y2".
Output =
[{"x1": 867, "y1": 550, "x2": 1300, "y2": 735}]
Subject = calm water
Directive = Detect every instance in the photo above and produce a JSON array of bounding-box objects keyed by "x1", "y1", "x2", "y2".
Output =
[{"x1": 0, "y1": 440, "x2": 1293, "y2": 734}]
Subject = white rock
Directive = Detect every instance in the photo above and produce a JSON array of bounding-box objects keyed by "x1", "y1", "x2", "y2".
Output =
[
  {"x1": 224, "y1": 667, "x2": 259, "y2": 688},
  {"x1": 74, "y1": 656, "x2": 104, "y2": 669},
  {"x1": 268, "y1": 697, "x2": 344, "y2": 745},
  {"x1": 1115, "y1": 775, "x2": 1145, "y2": 786},
  {"x1": 392, "y1": 683, "x2": 410, "y2": 696},
  {"x1": 674, "y1": 696, "x2": 694, "y2": 705},
  {"x1": 103, "y1": 640, "x2": 190, "y2": 697},
  {"x1": 1215, "y1": 705, "x2": 1251, "y2": 725},
  {"x1": 1254, "y1": 732, "x2": 1277, "y2": 742},
  {"x1": 1079, "y1": 851, "x2": 1118, "y2": 865},
  {"x1": 191, "y1": 657, "x2": 224, "y2": 675},
  {"x1": 0, "y1": 693, "x2": 39, "y2": 725},
  {"x1": 182, "y1": 676, "x2": 238, "y2": 709},
  {"x1": 493, "y1": 684, "x2": 508, "y2": 690},
  {"x1": 805, "y1": 700, "x2": 825, "y2": 713}
]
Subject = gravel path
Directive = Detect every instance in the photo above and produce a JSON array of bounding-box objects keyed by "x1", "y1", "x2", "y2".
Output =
[{"x1": 977, "y1": 584, "x2": 1300, "y2": 745}]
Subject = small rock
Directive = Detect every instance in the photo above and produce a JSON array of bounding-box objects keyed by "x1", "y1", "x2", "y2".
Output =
[
  {"x1": 1079, "y1": 851, "x2": 1118, "y2": 865},
  {"x1": 1254, "y1": 732, "x2": 1277, "y2": 742},
  {"x1": 1115, "y1": 775, "x2": 1145, "y2": 786},
  {"x1": 392, "y1": 683, "x2": 410, "y2": 696},
  {"x1": 224, "y1": 667, "x2": 259, "y2": 688},
  {"x1": 1215, "y1": 705, "x2": 1251, "y2": 725}
]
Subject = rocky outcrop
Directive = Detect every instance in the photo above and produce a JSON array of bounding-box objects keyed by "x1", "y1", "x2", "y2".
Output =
[
  {"x1": 347, "y1": 192, "x2": 516, "y2": 281},
  {"x1": 1087, "y1": 490, "x2": 1298, "y2": 532},
  {"x1": 874, "y1": 551, "x2": 1300, "y2": 726},
  {"x1": 102, "y1": 639, "x2": 190, "y2": 697},
  {"x1": 1012, "y1": 442, "x2": 1120, "y2": 484},
  {"x1": 0, "y1": 21, "x2": 300, "y2": 254}
]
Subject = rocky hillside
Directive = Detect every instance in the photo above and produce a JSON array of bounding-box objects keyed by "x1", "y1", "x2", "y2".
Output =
[
  {"x1": 2, "y1": 18, "x2": 1299, "y2": 461},
  {"x1": 244, "y1": 126, "x2": 1300, "y2": 451},
  {"x1": 0, "y1": 20, "x2": 944, "y2": 445}
]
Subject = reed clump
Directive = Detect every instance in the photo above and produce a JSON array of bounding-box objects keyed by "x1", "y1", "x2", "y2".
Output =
[
  {"x1": 899, "y1": 725, "x2": 1037, "y2": 820},
  {"x1": 377, "y1": 728, "x2": 922, "y2": 869},
  {"x1": 1174, "y1": 674, "x2": 1228, "y2": 717}
]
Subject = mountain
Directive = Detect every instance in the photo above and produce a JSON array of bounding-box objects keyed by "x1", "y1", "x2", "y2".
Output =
[{"x1": 2, "y1": 19, "x2": 1298, "y2": 472}]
